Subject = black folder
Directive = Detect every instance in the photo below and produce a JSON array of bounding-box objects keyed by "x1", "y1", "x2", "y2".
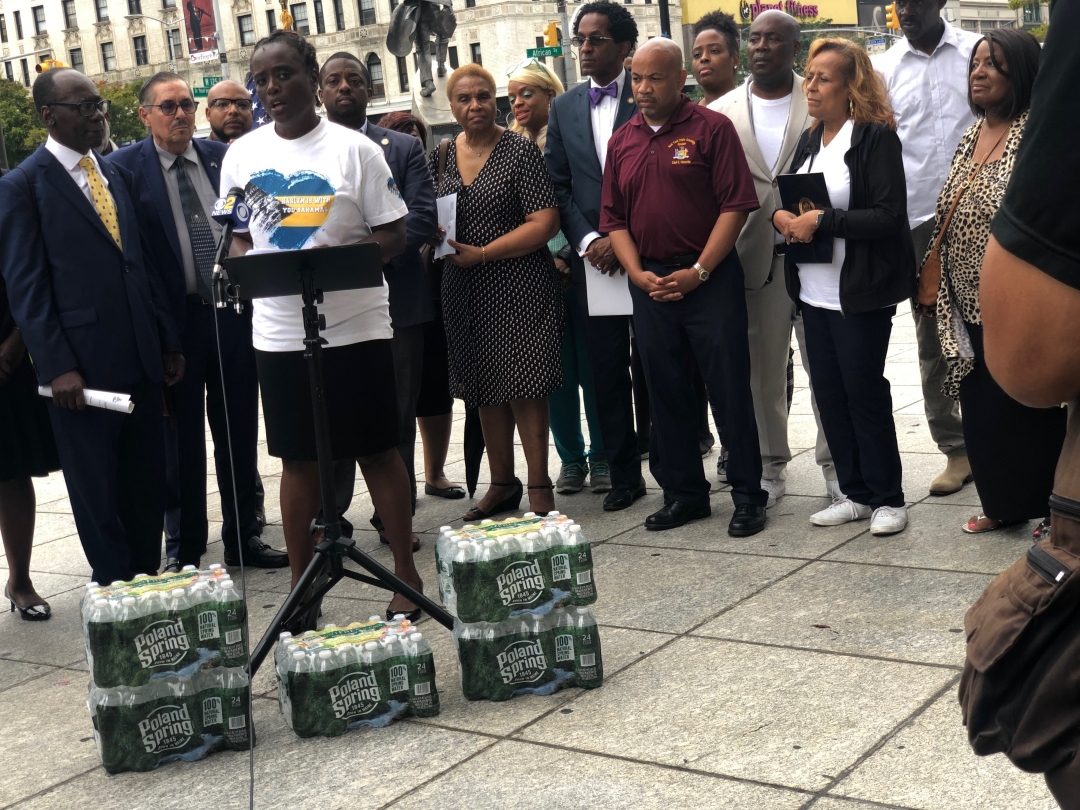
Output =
[{"x1": 776, "y1": 172, "x2": 834, "y2": 265}]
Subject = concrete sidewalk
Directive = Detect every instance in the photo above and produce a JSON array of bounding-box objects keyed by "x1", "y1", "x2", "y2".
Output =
[{"x1": 0, "y1": 303, "x2": 1058, "y2": 809}]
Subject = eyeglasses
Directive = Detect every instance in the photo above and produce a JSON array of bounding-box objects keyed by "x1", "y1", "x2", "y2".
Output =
[
  {"x1": 505, "y1": 56, "x2": 542, "y2": 77},
  {"x1": 143, "y1": 99, "x2": 199, "y2": 116},
  {"x1": 207, "y1": 98, "x2": 254, "y2": 112},
  {"x1": 47, "y1": 99, "x2": 111, "y2": 117},
  {"x1": 570, "y1": 34, "x2": 615, "y2": 49}
]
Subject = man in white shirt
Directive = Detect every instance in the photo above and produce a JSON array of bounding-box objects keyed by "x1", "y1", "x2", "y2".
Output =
[
  {"x1": 545, "y1": 2, "x2": 646, "y2": 511},
  {"x1": 873, "y1": 0, "x2": 980, "y2": 496},
  {"x1": 711, "y1": 10, "x2": 836, "y2": 507}
]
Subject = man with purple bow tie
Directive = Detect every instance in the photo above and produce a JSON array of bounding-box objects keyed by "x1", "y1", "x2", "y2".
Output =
[{"x1": 544, "y1": 1, "x2": 646, "y2": 512}]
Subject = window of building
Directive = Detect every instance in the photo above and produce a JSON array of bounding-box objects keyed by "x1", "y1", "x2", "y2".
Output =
[
  {"x1": 332, "y1": 0, "x2": 344, "y2": 30},
  {"x1": 266, "y1": 9, "x2": 277, "y2": 31},
  {"x1": 237, "y1": 13, "x2": 254, "y2": 45},
  {"x1": 69, "y1": 47, "x2": 84, "y2": 72},
  {"x1": 167, "y1": 27, "x2": 182, "y2": 58},
  {"x1": 313, "y1": 0, "x2": 326, "y2": 33},
  {"x1": 465, "y1": 0, "x2": 475, "y2": 6},
  {"x1": 14, "y1": 10, "x2": 24, "y2": 39},
  {"x1": 358, "y1": 0, "x2": 375, "y2": 25},
  {"x1": 95, "y1": 0, "x2": 108, "y2": 23},
  {"x1": 32, "y1": 6, "x2": 46, "y2": 35},
  {"x1": 448, "y1": 45, "x2": 458, "y2": 69},
  {"x1": 128, "y1": 0, "x2": 142, "y2": 14},
  {"x1": 396, "y1": 54, "x2": 408, "y2": 92},
  {"x1": 101, "y1": 41, "x2": 116, "y2": 70},
  {"x1": 4, "y1": 61, "x2": 13, "y2": 81},
  {"x1": 133, "y1": 34, "x2": 148, "y2": 63},
  {"x1": 1023, "y1": 2, "x2": 1040, "y2": 23},
  {"x1": 470, "y1": 42, "x2": 481, "y2": 65},
  {"x1": 62, "y1": 1, "x2": 78, "y2": 29},
  {"x1": 290, "y1": 3, "x2": 309, "y2": 34},
  {"x1": 162, "y1": 0, "x2": 175, "y2": 6},
  {"x1": 21, "y1": 58, "x2": 31, "y2": 85},
  {"x1": 0, "y1": 15, "x2": 7, "y2": 43},
  {"x1": 367, "y1": 52, "x2": 384, "y2": 97}
]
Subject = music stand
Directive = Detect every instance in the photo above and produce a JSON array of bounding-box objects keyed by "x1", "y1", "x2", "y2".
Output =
[{"x1": 223, "y1": 244, "x2": 454, "y2": 678}]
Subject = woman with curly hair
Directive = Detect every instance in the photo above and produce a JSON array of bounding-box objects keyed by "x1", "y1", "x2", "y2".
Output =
[{"x1": 773, "y1": 38, "x2": 916, "y2": 536}]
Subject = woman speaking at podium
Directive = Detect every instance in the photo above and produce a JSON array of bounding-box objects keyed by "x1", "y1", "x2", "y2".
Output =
[{"x1": 220, "y1": 30, "x2": 424, "y2": 620}]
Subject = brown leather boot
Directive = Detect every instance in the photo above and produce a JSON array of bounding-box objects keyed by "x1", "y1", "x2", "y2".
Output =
[{"x1": 929, "y1": 455, "x2": 973, "y2": 495}]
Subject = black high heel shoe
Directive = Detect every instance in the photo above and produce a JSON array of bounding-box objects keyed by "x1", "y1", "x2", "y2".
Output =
[
  {"x1": 462, "y1": 479, "x2": 523, "y2": 521},
  {"x1": 5, "y1": 586, "x2": 51, "y2": 621}
]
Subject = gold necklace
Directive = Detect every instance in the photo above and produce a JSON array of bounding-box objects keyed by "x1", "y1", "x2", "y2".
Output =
[{"x1": 463, "y1": 131, "x2": 497, "y2": 158}]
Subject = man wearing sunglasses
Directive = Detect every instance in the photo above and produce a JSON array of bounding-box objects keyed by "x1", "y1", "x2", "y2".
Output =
[
  {"x1": 0, "y1": 68, "x2": 184, "y2": 584},
  {"x1": 205, "y1": 79, "x2": 255, "y2": 144},
  {"x1": 110, "y1": 72, "x2": 287, "y2": 574}
]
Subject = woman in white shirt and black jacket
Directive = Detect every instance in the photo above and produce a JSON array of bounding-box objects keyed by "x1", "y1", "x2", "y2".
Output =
[{"x1": 772, "y1": 38, "x2": 916, "y2": 536}]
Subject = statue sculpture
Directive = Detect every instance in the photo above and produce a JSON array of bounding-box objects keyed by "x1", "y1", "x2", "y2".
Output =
[{"x1": 386, "y1": 0, "x2": 457, "y2": 97}]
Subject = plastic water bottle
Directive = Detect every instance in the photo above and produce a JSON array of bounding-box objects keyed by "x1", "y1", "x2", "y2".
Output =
[
  {"x1": 217, "y1": 580, "x2": 247, "y2": 668},
  {"x1": 274, "y1": 631, "x2": 294, "y2": 671},
  {"x1": 566, "y1": 525, "x2": 597, "y2": 605},
  {"x1": 571, "y1": 607, "x2": 603, "y2": 688},
  {"x1": 551, "y1": 607, "x2": 577, "y2": 670},
  {"x1": 382, "y1": 633, "x2": 410, "y2": 704},
  {"x1": 406, "y1": 632, "x2": 439, "y2": 717}
]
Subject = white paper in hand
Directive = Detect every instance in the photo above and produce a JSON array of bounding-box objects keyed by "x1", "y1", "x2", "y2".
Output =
[
  {"x1": 584, "y1": 256, "x2": 633, "y2": 316},
  {"x1": 38, "y1": 386, "x2": 134, "y2": 414},
  {"x1": 434, "y1": 193, "x2": 458, "y2": 260}
]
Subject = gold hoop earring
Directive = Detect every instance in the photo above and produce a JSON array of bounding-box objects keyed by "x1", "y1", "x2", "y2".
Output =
[{"x1": 848, "y1": 99, "x2": 854, "y2": 116}]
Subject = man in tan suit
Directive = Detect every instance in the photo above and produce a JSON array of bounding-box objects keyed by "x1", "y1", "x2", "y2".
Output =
[{"x1": 711, "y1": 10, "x2": 836, "y2": 505}]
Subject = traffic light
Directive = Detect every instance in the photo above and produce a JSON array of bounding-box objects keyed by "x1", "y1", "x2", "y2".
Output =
[
  {"x1": 543, "y1": 21, "x2": 560, "y2": 47},
  {"x1": 885, "y1": 3, "x2": 900, "y2": 29},
  {"x1": 35, "y1": 58, "x2": 69, "y2": 73}
]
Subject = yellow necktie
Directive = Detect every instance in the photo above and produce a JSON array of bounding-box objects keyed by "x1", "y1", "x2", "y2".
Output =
[{"x1": 78, "y1": 156, "x2": 122, "y2": 250}]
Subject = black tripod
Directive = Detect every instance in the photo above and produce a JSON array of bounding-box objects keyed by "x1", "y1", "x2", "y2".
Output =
[{"x1": 223, "y1": 244, "x2": 454, "y2": 678}]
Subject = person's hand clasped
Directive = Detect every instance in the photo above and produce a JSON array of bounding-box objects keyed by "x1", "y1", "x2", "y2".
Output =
[
  {"x1": 0, "y1": 329, "x2": 27, "y2": 387},
  {"x1": 776, "y1": 210, "x2": 821, "y2": 245},
  {"x1": 162, "y1": 352, "x2": 186, "y2": 386},
  {"x1": 630, "y1": 268, "x2": 696, "y2": 302},
  {"x1": 445, "y1": 240, "x2": 485, "y2": 268},
  {"x1": 50, "y1": 369, "x2": 87, "y2": 410}
]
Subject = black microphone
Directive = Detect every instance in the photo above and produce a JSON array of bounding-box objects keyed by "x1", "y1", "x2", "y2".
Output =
[{"x1": 210, "y1": 187, "x2": 251, "y2": 311}]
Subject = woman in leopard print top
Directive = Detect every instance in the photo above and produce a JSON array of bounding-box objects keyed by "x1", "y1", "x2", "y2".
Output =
[{"x1": 923, "y1": 29, "x2": 1065, "y2": 535}]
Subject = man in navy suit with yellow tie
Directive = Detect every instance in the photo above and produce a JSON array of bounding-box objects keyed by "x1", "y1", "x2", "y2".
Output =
[{"x1": 0, "y1": 69, "x2": 184, "y2": 584}]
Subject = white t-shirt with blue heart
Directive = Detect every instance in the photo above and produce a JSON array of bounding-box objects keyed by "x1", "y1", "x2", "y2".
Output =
[{"x1": 219, "y1": 118, "x2": 409, "y2": 352}]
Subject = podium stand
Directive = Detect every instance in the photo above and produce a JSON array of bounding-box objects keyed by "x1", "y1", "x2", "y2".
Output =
[{"x1": 223, "y1": 244, "x2": 455, "y2": 678}]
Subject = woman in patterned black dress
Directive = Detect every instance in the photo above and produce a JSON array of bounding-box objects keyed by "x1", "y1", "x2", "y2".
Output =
[{"x1": 429, "y1": 64, "x2": 563, "y2": 517}]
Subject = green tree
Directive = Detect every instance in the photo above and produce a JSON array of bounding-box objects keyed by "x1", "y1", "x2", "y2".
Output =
[
  {"x1": 97, "y1": 80, "x2": 146, "y2": 145},
  {"x1": 0, "y1": 79, "x2": 47, "y2": 167}
]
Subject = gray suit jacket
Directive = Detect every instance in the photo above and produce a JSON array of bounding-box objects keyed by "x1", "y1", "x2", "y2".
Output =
[{"x1": 711, "y1": 74, "x2": 811, "y2": 290}]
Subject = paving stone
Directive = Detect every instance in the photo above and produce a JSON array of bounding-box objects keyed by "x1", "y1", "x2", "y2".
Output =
[
  {"x1": 0, "y1": 658, "x2": 63, "y2": 694},
  {"x1": 518, "y1": 636, "x2": 956, "y2": 792},
  {"x1": 393, "y1": 740, "x2": 810, "y2": 810},
  {"x1": 831, "y1": 687, "x2": 1057, "y2": 809},
  {"x1": 694, "y1": 560, "x2": 991, "y2": 666}
]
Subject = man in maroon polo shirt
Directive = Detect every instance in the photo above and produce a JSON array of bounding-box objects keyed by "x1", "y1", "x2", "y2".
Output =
[{"x1": 602, "y1": 37, "x2": 767, "y2": 536}]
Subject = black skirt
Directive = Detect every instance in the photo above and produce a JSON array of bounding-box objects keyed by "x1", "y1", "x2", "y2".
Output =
[
  {"x1": 0, "y1": 355, "x2": 60, "y2": 483},
  {"x1": 255, "y1": 340, "x2": 400, "y2": 462},
  {"x1": 959, "y1": 324, "x2": 1066, "y2": 522}
]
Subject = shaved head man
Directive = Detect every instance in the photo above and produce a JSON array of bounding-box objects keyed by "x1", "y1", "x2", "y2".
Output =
[
  {"x1": 630, "y1": 37, "x2": 686, "y2": 126},
  {"x1": 205, "y1": 79, "x2": 254, "y2": 143}
]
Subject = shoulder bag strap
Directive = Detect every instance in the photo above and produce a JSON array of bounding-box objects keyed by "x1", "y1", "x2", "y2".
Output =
[{"x1": 931, "y1": 125, "x2": 1011, "y2": 256}]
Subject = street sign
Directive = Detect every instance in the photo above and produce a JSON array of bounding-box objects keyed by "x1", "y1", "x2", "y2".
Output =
[
  {"x1": 526, "y1": 46, "x2": 563, "y2": 59},
  {"x1": 193, "y1": 87, "x2": 209, "y2": 97},
  {"x1": 203, "y1": 76, "x2": 223, "y2": 88},
  {"x1": 866, "y1": 37, "x2": 887, "y2": 54}
]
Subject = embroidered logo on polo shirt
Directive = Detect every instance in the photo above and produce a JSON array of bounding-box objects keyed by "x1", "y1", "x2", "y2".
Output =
[{"x1": 669, "y1": 137, "x2": 696, "y2": 165}]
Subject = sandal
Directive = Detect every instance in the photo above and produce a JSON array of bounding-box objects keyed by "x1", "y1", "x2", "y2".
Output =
[
  {"x1": 961, "y1": 514, "x2": 1020, "y2": 534},
  {"x1": 463, "y1": 479, "x2": 522, "y2": 521}
]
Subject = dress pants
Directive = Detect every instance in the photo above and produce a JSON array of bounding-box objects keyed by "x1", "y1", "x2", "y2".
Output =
[
  {"x1": 630, "y1": 255, "x2": 766, "y2": 508},
  {"x1": 166, "y1": 300, "x2": 261, "y2": 565},
  {"x1": 549, "y1": 283, "x2": 605, "y2": 466},
  {"x1": 910, "y1": 219, "x2": 966, "y2": 458},
  {"x1": 793, "y1": 313, "x2": 837, "y2": 482},
  {"x1": 49, "y1": 379, "x2": 164, "y2": 584},
  {"x1": 334, "y1": 322, "x2": 426, "y2": 528},
  {"x1": 801, "y1": 303, "x2": 904, "y2": 508},
  {"x1": 583, "y1": 301, "x2": 641, "y2": 491}
]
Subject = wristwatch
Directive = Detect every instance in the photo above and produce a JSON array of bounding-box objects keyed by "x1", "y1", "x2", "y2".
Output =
[
  {"x1": 693, "y1": 262, "x2": 710, "y2": 282},
  {"x1": 815, "y1": 211, "x2": 825, "y2": 230}
]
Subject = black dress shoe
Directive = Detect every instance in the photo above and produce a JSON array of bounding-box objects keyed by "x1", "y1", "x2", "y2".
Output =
[
  {"x1": 425, "y1": 482, "x2": 466, "y2": 499},
  {"x1": 603, "y1": 481, "x2": 647, "y2": 511},
  {"x1": 728, "y1": 503, "x2": 766, "y2": 537},
  {"x1": 162, "y1": 557, "x2": 182, "y2": 574},
  {"x1": 224, "y1": 537, "x2": 290, "y2": 568},
  {"x1": 645, "y1": 500, "x2": 711, "y2": 530}
]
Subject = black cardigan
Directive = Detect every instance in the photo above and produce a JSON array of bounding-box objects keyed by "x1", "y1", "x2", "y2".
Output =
[{"x1": 782, "y1": 121, "x2": 916, "y2": 314}]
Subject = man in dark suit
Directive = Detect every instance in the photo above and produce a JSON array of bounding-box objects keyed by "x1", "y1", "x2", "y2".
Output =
[
  {"x1": 0, "y1": 69, "x2": 184, "y2": 584},
  {"x1": 110, "y1": 72, "x2": 287, "y2": 572},
  {"x1": 319, "y1": 52, "x2": 439, "y2": 543},
  {"x1": 545, "y1": 2, "x2": 645, "y2": 511}
]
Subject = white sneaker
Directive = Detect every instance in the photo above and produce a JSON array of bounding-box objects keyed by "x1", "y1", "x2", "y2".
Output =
[
  {"x1": 810, "y1": 498, "x2": 872, "y2": 526},
  {"x1": 761, "y1": 478, "x2": 785, "y2": 509},
  {"x1": 870, "y1": 505, "x2": 908, "y2": 535},
  {"x1": 825, "y1": 478, "x2": 844, "y2": 503}
]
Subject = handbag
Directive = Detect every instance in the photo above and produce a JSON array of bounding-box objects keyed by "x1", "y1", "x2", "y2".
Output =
[
  {"x1": 914, "y1": 125, "x2": 1009, "y2": 318},
  {"x1": 421, "y1": 137, "x2": 451, "y2": 298}
]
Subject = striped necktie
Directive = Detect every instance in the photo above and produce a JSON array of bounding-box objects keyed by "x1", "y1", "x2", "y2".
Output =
[
  {"x1": 78, "y1": 156, "x2": 122, "y2": 250},
  {"x1": 173, "y1": 157, "x2": 216, "y2": 297}
]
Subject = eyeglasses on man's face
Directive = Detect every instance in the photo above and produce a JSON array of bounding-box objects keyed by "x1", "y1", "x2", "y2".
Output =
[
  {"x1": 143, "y1": 99, "x2": 199, "y2": 116},
  {"x1": 570, "y1": 34, "x2": 615, "y2": 49},
  {"x1": 207, "y1": 98, "x2": 253, "y2": 112},
  {"x1": 48, "y1": 98, "x2": 111, "y2": 117}
]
